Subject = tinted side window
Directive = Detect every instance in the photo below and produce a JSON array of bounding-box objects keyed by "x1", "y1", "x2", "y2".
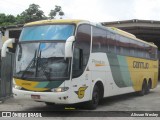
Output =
[
  {"x1": 107, "y1": 32, "x2": 116, "y2": 53},
  {"x1": 129, "y1": 39, "x2": 137, "y2": 57},
  {"x1": 117, "y1": 36, "x2": 130, "y2": 55},
  {"x1": 92, "y1": 27, "x2": 107, "y2": 52},
  {"x1": 72, "y1": 24, "x2": 91, "y2": 77},
  {"x1": 149, "y1": 46, "x2": 157, "y2": 59},
  {"x1": 137, "y1": 42, "x2": 145, "y2": 58},
  {"x1": 144, "y1": 44, "x2": 150, "y2": 59}
]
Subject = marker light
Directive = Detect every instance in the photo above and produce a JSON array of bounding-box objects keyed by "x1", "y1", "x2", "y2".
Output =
[{"x1": 14, "y1": 85, "x2": 22, "y2": 90}]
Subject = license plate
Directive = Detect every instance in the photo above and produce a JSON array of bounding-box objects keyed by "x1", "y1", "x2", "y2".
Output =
[{"x1": 31, "y1": 95, "x2": 40, "y2": 99}]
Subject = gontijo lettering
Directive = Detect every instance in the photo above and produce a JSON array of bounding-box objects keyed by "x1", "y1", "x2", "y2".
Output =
[{"x1": 133, "y1": 61, "x2": 149, "y2": 69}]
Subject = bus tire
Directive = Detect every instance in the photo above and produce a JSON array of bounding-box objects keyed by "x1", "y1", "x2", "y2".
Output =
[
  {"x1": 138, "y1": 80, "x2": 147, "y2": 96},
  {"x1": 146, "y1": 80, "x2": 152, "y2": 94},
  {"x1": 86, "y1": 85, "x2": 99, "y2": 110}
]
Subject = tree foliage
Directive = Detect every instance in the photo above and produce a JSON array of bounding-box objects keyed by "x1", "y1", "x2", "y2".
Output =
[
  {"x1": 49, "y1": 5, "x2": 64, "y2": 19},
  {"x1": 0, "y1": 4, "x2": 65, "y2": 26},
  {"x1": 0, "y1": 13, "x2": 16, "y2": 26},
  {"x1": 17, "y1": 4, "x2": 47, "y2": 24}
]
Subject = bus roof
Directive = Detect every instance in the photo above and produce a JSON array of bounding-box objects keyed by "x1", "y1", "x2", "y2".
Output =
[{"x1": 24, "y1": 19, "x2": 89, "y2": 26}]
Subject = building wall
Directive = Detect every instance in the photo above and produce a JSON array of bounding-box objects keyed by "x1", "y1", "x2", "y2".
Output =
[{"x1": 1, "y1": 28, "x2": 22, "y2": 52}]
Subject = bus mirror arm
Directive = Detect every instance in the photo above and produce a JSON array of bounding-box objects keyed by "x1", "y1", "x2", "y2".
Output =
[
  {"x1": 65, "y1": 36, "x2": 75, "y2": 58},
  {"x1": 1, "y1": 38, "x2": 15, "y2": 58}
]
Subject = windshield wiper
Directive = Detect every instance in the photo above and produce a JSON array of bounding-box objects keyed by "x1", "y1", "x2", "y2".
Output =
[
  {"x1": 21, "y1": 50, "x2": 37, "y2": 79},
  {"x1": 21, "y1": 43, "x2": 51, "y2": 80},
  {"x1": 36, "y1": 50, "x2": 51, "y2": 80}
]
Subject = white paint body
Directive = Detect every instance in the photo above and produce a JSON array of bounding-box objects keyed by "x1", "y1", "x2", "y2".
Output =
[{"x1": 13, "y1": 53, "x2": 135, "y2": 104}]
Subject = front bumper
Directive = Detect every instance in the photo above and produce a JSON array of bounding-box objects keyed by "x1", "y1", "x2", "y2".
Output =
[{"x1": 13, "y1": 88, "x2": 72, "y2": 104}]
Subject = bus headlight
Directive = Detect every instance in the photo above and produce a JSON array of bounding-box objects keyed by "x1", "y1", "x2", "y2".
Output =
[{"x1": 51, "y1": 87, "x2": 69, "y2": 92}]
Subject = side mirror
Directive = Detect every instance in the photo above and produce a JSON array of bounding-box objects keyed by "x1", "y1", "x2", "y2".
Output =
[
  {"x1": 65, "y1": 36, "x2": 75, "y2": 58},
  {"x1": 1, "y1": 38, "x2": 15, "y2": 57}
]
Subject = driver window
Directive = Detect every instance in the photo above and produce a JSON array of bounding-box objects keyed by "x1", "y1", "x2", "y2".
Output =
[{"x1": 72, "y1": 24, "x2": 91, "y2": 78}]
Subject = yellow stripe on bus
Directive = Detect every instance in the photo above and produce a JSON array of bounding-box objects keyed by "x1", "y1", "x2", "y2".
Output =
[{"x1": 14, "y1": 78, "x2": 49, "y2": 92}]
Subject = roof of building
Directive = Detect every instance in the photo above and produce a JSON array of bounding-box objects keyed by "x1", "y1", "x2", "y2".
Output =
[
  {"x1": 102, "y1": 19, "x2": 160, "y2": 25},
  {"x1": 102, "y1": 19, "x2": 160, "y2": 48}
]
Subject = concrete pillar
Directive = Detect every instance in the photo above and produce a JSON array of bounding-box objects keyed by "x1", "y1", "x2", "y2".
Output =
[
  {"x1": 0, "y1": 31, "x2": 2, "y2": 49},
  {"x1": 4, "y1": 30, "x2": 9, "y2": 39}
]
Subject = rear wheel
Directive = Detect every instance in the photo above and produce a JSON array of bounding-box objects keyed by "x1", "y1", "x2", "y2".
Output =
[
  {"x1": 86, "y1": 85, "x2": 99, "y2": 110},
  {"x1": 137, "y1": 81, "x2": 147, "y2": 96},
  {"x1": 146, "y1": 80, "x2": 152, "y2": 94}
]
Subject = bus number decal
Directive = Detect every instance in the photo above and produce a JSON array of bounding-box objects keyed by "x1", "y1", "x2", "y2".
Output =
[{"x1": 75, "y1": 86, "x2": 88, "y2": 99}]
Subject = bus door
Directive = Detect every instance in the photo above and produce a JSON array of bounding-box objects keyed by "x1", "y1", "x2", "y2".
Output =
[
  {"x1": 71, "y1": 24, "x2": 91, "y2": 103},
  {"x1": 71, "y1": 47, "x2": 91, "y2": 103}
]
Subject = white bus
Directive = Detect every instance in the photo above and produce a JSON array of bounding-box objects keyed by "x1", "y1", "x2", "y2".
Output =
[{"x1": 8, "y1": 19, "x2": 158, "y2": 109}]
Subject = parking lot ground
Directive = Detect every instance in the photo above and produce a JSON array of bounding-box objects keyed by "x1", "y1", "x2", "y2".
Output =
[{"x1": 0, "y1": 83, "x2": 160, "y2": 118}]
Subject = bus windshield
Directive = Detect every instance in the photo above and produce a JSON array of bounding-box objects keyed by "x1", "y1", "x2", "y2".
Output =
[
  {"x1": 14, "y1": 24, "x2": 75, "y2": 81},
  {"x1": 19, "y1": 24, "x2": 75, "y2": 41},
  {"x1": 14, "y1": 42, "x2": 71, "y2": 81}
]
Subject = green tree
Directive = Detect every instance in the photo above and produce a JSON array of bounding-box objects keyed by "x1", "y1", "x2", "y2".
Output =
[
  {"x1": 0, "y1": 4, "x2": 65, "y2": 26},
  {"x1": 0, "y1": 13, "x2": 6, "y2": 24},
  {"x1": 49, "y1": 10, "x2": 57, "y2": 19},
  {"x1": 0, "y1": 13, "x2": 16, "y2": 26},
  {"x1": 16, "y1": 4, "x2": 47, "y2": 24},
  {"x1": 49, "y1": 5, "x2": 64, "y2": 19},
  {"x1": 6, "y1": 15, "x2": 16, "y2": 23}
]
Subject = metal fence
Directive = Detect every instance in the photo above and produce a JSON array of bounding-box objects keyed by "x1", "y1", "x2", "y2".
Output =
[{"x1": 0, "y1": 52, "x2": 14, "y2": 101}]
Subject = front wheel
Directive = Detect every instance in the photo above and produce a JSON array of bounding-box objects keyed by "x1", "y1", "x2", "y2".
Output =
[{"x1": 86, "y1": 85, "x2": 99, "y2": 110}]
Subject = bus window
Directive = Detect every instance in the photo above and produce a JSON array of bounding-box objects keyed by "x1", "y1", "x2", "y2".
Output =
[
  {"x1": 107, "y1": 32, "x2": 116, "y2": 53},
  {"x1": 149, "y1": 46, "x2": 157, "y2": 59},
  {"x1": 72, "y1": 48, "x2": 83, "y2": 77},
  {"x1": 115, "y1": 34, "x2": 120, "y2": 54},
  {"x1": 124, "y1": 37, "x2": 130, "y2": 56},
  {"x1": 144, "y1": 44, "x2": 150, "y2": 59},
  {"x1": 20, "y1": 25, "x2": 75, "y2": 41},
  {"x1": 137, "y1": 42, "x2": 145, "y2": 58},
  {"x1": 73, "y1": 24, "x2": 91, "y2": 77},
  {"x1": 129, "y1": 39, "x2": 137, "y2": 57},
  {"x1": 117, "y1": 36, "x2": 130, "y2": 56},
  {"x1": 92, "y1": 27, "x2": 106, "y2": 53}
]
